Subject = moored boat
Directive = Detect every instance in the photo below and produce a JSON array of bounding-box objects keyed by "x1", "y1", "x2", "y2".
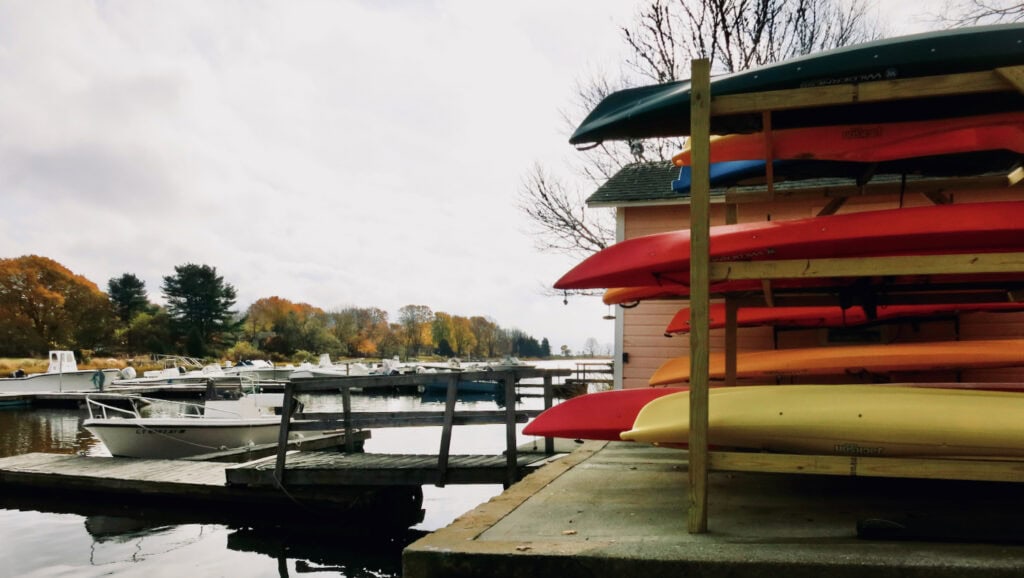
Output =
[
  {"x1": 83, "y1": 393, "x2": 291, "y2": 459},
  {"x1": 0, "y1": 351, "x2": 122, "y2": 394}
]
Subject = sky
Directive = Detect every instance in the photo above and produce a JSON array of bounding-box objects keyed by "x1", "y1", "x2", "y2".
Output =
[{"x1": 0, "y1": 1, "x2": 952, "y2": 354}]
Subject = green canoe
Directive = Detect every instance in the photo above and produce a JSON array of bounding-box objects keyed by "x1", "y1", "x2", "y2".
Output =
[{"x1": 570, "y1": 24, "x2": 1024, "y2": 145}]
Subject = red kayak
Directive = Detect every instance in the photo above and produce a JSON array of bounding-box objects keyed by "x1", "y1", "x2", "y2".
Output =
[
  {"x1": 672, "y1": 111, "x2": 1024, "y2": 166},
  {"x1": 556, "y1": 201, "x2": 1024, "y2": 290},
  {"x1": 665, "y1": 302, "x2": 1024, "y2": 333},
  {"x1": 523, "y1": 387, "x2": 684, "y2": 441}
]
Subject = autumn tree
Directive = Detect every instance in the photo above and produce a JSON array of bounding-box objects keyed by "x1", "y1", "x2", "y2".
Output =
[
  {"x1": 519, "y1": 0, "x2": 879, "y2": 257},
  {"x1": 108, "y1": 273, "x2": 150, "y2": 323},
  {"x1": 432, "y1": 312, "x2": 456, "y2": 356},
  {"x1": 451, "y1": 316, "x2": 477, "y2": 358},
  {"x1": 245, "y1": 296, "x2": 341, "y2": 359},
  {"x1": 470, "y1": 316, "x2": 500, "y2": 358},
  {"x1": 398, "y1": 304, "x2": 434, "y2": 357},
  {"x1": 330, "y1": 306, "x2": 391, "y2": 357},
  {"x1": 162, "y1": 263, "x2": 241, "y2": 357},
  {"x1": 0, "y1": 255, "x2": 115, "y2": 355}
]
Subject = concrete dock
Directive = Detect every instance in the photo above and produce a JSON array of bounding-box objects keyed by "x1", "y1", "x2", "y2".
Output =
[{"x1": 404, "y1": 441, "x2": 1024, "y2": 577}]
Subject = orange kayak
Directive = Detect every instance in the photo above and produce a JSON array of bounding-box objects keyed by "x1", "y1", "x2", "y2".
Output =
[
  {"x1": 648, "y1": 338, "x2": 1024, "y2": 385},
  {"x1": 665, "y1": 303, "x2": 1024, "y2": 333},
  {"x1": 672, "y1": 112, "x2": 1024, "y2": 166}
]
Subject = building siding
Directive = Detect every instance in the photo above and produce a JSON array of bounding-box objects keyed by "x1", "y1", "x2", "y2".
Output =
[{"x1": 617, "y1": 189, "x2": 1024, "y2": 389}]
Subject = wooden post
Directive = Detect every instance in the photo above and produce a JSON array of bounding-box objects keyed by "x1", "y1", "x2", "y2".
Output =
[
  {"x1": 504, "y1": 372, "x2": 518, "y2": 487},
  {"x1": 688, "y1": 58, "x2": 712, "y2": 534},
  {"x1": 725, "y1": 299, "x2": 738, "y2": 387},
  {"x1": 273, "y1": 381, "x2": 295, "y2": 487},
  {"x1": 436, "y1": 373, "x2": 459, "y2": 487},
  {"x1": 543, "y1": 374, "x2": 554, "y2": 454},
  {"x1": 342, "y1": 385, "x2": 354, "y2": 453}
]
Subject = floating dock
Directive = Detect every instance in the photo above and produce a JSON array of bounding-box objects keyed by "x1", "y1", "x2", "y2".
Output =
[
  {"x1": 0, "y1": 444, "x2": 424, "y2": 531},
  {"x1": 403, "y1": 441, "x2": 1024, "y2": 578}
]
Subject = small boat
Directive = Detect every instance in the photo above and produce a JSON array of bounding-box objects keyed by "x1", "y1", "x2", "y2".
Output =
[
  {"x1": 555, "y1": 201, "x2": 1024, "y2": 290},
  {"x1": 664, "y1": 302, "x2": 1024, "y2": 334},
  {"x1": 222, "y1": 359, "x2": 299, "y2": 381},
  {"x1": 524, "y1": 387, "x2": 684, "y2": 441},
  {"x1": 0, "y1": 351, "x2": 122, "y2": 393},
  {"x1": 420, "y1": 378, "x2": 503, "y2": 395},
  {"x1": 669, "y1": 151, "x2": 1024, "y2": 193},
  {"x1": 83, "y1": 393, "x2": 292, "y2": 459},
  {"x1": 648, "y1": 338, "x2": 1024, "y2": 385},
  {"x1": 569, "y1": 24, "x2": 1024, "y2": 144},
  {"x1": 671, "y1": 112, "x2": 1024, "y2": 166},
  {"x1": 109, "y1": 359, "x2": 235, "y2": 388},
  {"x1": 486, "y1": 356, "x2": 535, "y2": 371},
  {"x1": 621, "y1": 384, "x2": 1024, "y2": 458}
]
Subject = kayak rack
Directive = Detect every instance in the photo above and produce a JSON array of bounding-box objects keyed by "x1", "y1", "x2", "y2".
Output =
[{"x1": 683, "y1": 62, "x2": 1024, "y2": 533}]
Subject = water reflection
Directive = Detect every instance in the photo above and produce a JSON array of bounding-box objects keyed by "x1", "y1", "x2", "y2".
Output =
[
  {"x1": 0, "y1": 405, "x2": 104, "y2": 456},
  {"x1": 0, "y1": 360, "x2": 583, "y2": 576}
]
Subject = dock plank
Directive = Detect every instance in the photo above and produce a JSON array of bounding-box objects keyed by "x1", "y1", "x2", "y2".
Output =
[{"x1": 227, "y1": 451, "x2": 556, "y2": 486}]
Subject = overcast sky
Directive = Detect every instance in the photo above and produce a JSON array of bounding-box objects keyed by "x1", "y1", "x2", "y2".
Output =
[{"x1": 0, "y1": 1, "x2": 950, "y2": 354}]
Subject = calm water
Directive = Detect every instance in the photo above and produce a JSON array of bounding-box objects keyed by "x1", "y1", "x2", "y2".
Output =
[{"x1": 0, "y1": 360, "x2": 589, "y2": 577}]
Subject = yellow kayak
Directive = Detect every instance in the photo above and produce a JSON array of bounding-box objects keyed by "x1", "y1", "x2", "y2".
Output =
[
  {"x1": 649, "y1": 339, "x2": 1024, "y2": 385},
  {"x1": 621, "y1": 385, "x2": 1024, "y2": 458}
]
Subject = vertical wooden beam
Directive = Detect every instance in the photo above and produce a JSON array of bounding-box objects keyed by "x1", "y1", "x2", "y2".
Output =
[
  {"x1": 273, "y1": 381, "x2": 295, "y2": 487},
  {"x1": 688, "y1": 58, "x2": 712, "y2": 534},
  {"x1": 543, "y1": 374, "x2": 555, "y2": 454},
  {"x1": 725, "y1": 299, "x2": 738, "y2": 387},
  {"x1": 343, "y1": 384, "x2": 355, "y2": 453},
  {"x1": 437, "y1": 373, "x2": 459, "y2": 487},
  {"x1": 762, "y1": 111, "x2": 774, "y2": 200},
  {"x1": 504, "y1": 372, "x2": 519, "y2": 487}
]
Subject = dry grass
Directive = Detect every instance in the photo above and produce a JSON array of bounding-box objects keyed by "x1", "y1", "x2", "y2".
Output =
[{"x1": 0, "y1": 356, "x2": 160, "y2": 375}]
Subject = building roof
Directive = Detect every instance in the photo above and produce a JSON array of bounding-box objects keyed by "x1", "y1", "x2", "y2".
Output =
[{"x1": 585, "y1": 162, "x2": 681, "y2": 207}]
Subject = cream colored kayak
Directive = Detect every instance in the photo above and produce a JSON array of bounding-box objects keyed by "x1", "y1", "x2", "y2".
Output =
[
  {"x1": 649, "y1": 339, "x2": 1024, "y2": 385},
  {"x1": 621, "y1": 385, "x2": 1024, "y2": 458}
]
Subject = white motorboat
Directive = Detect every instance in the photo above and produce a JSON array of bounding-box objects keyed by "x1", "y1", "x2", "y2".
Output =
[
  {"x1": 222, "y1": 359, "x2": 298, "y2": 381},
  {"x1": 0, "y1": 351, "x2": 122, "y2": 393},
  {"x1": 84, "y1": 393, "x2": 290, "y2": 459},
  {"x1": 109, "y1": 358, "x2": 249, "y2": 388},
  {"x1": 486, "y1": 356, "x2": 535, "y2": 371}
]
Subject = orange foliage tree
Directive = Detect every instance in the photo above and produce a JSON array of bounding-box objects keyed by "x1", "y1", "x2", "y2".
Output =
[{"x1": 0, "y1": 255, "x2": 116, "y2": 356}]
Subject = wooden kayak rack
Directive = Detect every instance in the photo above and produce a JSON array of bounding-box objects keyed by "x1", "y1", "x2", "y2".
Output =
[{"x1": 685, "y1": 63, "x2": 1024, "y2": 533}]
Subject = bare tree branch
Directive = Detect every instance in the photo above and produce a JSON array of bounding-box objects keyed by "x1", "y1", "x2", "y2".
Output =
[
  {"x1": 519, "y1": 0, "x2": 881, "y2": 260},
  {"x1": 936, "y1": 0, "x2": 1024, "y2": 25}
]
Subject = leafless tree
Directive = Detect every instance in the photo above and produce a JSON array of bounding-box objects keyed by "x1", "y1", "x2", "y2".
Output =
[
  {"x1": 519, "y1": 0, "x2": 881, "y2": 258},
  {"x1": 936, "y1": 0, "x2": 1024, "y2": 25}
]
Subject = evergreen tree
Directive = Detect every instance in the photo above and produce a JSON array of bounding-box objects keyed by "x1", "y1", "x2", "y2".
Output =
[
  {"x1": 108, "y1": 273, "x2": 150, "y2": 323},
  {"x1": 162, "y1": 263, "x2": 240, "y2": 355}
]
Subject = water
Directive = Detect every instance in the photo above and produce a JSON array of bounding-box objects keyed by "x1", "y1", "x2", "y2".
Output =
[{"x1": 0, "y1": 360, "x2": 592, "y2": 577}]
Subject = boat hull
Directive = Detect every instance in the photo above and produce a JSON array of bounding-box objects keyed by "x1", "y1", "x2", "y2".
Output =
[
  {"x1": 665, "y1": 303, "x2": 1024, "y2": 334},
  {"x1": 556, "y1": 201, "x2": 1024, "y2": 290},
  {"x1": 622, "y1": 385, "x2": 1024, "y2": 458},
  {"x1": 570, "y1": 24, "x2": 1024, "y2": 143},
  {"x1": 671, "y1": 112, "x2": 1024, "y2": 166},
  {"x1": 524, "y1": 387, "x2": 684, "y2": 441},
  {"x1": 0, "y1": 369, "x2": 121, "y2": 394},
  {"x1": 649, "y1": 338, "x2": 1024, "y2": 385},
  {"x1": 84, "y1": 417, "x2": 282, "y2": 459}
]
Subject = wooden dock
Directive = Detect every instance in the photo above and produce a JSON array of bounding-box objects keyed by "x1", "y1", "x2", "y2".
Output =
[
  {"x1": 227, "y1": 451, "x2": 558, "y2": 486},
  {"x1": 0, "y1": 367, "x2": 573, "y2": 529},
  {"x1": 0, "y1": 451, "x2": 426, "y2": 529}
]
